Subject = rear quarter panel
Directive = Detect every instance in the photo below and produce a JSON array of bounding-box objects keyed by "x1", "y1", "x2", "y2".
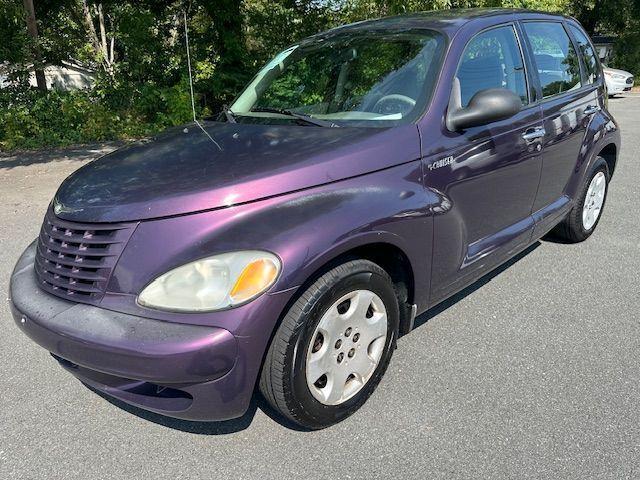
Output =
[{"x1": 554, "y1": 79, "x2": 620, "y2": 210}]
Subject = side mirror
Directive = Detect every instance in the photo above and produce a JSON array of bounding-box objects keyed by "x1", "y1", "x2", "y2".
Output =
[{"x1": 446, "y1": 78, "x2": 522, "y2": 131}]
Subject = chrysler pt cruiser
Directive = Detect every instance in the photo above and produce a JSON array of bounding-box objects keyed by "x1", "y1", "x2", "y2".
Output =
[{"x1": 10, "y1": 9, "x2": 620, "y2": 429}]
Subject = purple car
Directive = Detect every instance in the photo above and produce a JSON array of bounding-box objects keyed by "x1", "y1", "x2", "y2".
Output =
[{"x1": 10, "y1": 9, "x2": 620, "y2": 429}]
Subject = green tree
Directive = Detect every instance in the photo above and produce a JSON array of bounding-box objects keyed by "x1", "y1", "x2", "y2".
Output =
[
  {"x1": 0, "y1": 0, "x2": 29, "y2": 65},
  {"x1": 1, "y1": 0, "x2": 639, "y2": 150}
]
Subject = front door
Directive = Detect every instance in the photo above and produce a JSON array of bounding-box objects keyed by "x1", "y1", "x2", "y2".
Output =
[{"x1": 424, "y1": 23, "x2": 543, "y2": 305}]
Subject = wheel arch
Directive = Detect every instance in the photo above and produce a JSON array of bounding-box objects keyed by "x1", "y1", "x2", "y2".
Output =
[
  {"x1": 279, "y1": 240, "x2": 419, "y2": 338},
  {"x1": 598, "y1": 142, "x2": 617, "y2": 177},
  {"x1": 317, "y1": 242, "x2": 415, "y2": 305},
  {"x1": 567, "y1": 121, "x2": 620, "y2": 203}
]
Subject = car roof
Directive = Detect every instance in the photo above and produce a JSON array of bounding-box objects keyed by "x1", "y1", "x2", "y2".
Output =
[{"x1": 311, "y1": 8, "x2": 573, "y2": 39}]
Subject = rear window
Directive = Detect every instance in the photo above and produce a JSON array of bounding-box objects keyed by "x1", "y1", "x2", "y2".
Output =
[
  {"x1": 568, "y1": 24, "x2": 600, "y2": 84},
  {"x1": 523, "y1": 22, "x2": 582, "y2": 98}
]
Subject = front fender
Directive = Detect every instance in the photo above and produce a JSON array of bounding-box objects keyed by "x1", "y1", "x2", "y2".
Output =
[{"x1": 105, "y1": 160, "x2": 437, "y2": 330}]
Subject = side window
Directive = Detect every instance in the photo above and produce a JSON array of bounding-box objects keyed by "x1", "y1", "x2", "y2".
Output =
[
  {"x1": 456, "y1": 25, "x2": 528, "y2": 107},
  {"x1": 523, "y1": 22, "x2": 582, "y2": 97},
  {"x1": 568, "y1": 24, "x2": 599, "y2": 84}
]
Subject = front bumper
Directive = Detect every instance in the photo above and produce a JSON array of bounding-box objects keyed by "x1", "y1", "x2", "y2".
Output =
[
  {"x1": 9, "y1": 243, "x2": 256, "y2": 421},
  {"x1": 607, "y1": 79, "x2": 633, "y2": 94}
]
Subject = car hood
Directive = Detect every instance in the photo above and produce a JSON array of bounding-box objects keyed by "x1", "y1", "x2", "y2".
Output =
[
  {"x1": 53, "y1": 121, "x2": 420, "y2": 222},
  {"x1": 604, "y1": 67, "x2": 632, "y2": 77}
]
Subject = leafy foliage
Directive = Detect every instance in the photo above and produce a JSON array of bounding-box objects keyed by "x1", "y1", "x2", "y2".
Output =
[
  {"x1": 0, "y1": 80, "x2": 199, "y2": 150},
  {"x1": 0, "y1": 0, "x2": 30, "y2": 65},
  {"x1": 0, "y1": 0, "x2": 638, "y2": 150}
]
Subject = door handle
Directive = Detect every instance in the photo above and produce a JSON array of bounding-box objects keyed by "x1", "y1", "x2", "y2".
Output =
[
  {"x1": 584, "y1": 105, "x2": 600, "y2": 115},
  {"x1": 522, "y1": 127, "x2": 545, "y2": 142}
]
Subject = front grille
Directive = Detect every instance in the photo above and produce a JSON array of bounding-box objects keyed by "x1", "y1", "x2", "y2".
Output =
[
  {"x1": 34, "y1": 207, "x2": 135, "y2": 303},
  {"x1": 626, "y1": 76, "x2": 634, "y2": 85}
]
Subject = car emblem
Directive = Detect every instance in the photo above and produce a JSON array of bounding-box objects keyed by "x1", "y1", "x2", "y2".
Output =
[
  {"x1": 53, "y1": 200, "x2": 81, "y2": 215},
  {"x1": 428, "y1": 155, "x2": 454, "y2": 171}
]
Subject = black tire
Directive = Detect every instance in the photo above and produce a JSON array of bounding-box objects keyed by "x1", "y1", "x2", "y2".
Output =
[
  {"x1": 259, "y1": 259, "x2": 399, "y2": 429},
  {"x1": 552, "y1": 157, "x2": 609, "y2": 243}
]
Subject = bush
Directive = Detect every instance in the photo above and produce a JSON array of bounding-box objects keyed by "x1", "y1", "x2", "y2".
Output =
[
  {"x1": 611, "y1": 32, "x2": 640, "y2": 77},
  {"x1": 0, "y1": 79, "x2": 202, "y2": 151}
]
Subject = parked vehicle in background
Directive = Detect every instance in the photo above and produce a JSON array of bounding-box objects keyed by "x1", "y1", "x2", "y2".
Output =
[
  {"x1": 10, "y1": 9, "x2": 620, "y2": 430},
  {"x1": 604, "y1": 67, "x2": 634, "y2": 96}
]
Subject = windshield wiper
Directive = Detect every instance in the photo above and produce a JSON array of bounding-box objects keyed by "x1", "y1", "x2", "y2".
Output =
[
  {"x1": 251, "y1": 107, "x2": 340, "y2": 128},
  {"x1": 222, "y1": 104, "x2": 237, "y2": 123}
]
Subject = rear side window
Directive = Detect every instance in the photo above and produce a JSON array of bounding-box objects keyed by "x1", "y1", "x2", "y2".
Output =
[
  {"x1": 523, "y1": 22, "x2": 582, "y2": 98},
  {"x1": 456, "y1": 25, "x2": 528, "y2": 107},
  {"x1": 568, "y1": 24, "x2": 599, "y2": 83}
]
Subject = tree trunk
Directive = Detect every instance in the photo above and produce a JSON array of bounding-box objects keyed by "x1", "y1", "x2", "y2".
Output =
[
  {"x1": 82, "y1": 0, "x2": 114, "y2": 77},
  {"x1": 22, "y1": 0, "x2": 47, "y2": 91}
]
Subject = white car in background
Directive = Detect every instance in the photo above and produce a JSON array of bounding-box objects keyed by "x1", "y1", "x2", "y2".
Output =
[{"x1": 604, "y1": 67, "x2": 634, "y2": 96}]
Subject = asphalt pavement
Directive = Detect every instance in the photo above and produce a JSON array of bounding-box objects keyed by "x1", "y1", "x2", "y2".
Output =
[{"x1": 1, "y1": 98, "x2": 639, "y2": 480}]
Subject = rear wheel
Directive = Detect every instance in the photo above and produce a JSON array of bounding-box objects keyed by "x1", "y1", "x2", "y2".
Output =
[
  {"x1": 259, "y1": 259, "x2": 399, "y2": 429},
  {"x1": 552, "y1": 158, "x2": 609, "y2": 243}
]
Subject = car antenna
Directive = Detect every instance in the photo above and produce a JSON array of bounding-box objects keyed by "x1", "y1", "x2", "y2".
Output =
[{"x1": 183, "y1": 9, "x2": 222, "y2": 151}]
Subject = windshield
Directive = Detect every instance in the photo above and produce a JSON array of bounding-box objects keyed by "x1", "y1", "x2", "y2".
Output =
[{"x1": 230, "y1": 29, "x2": 445, "y2": 127}]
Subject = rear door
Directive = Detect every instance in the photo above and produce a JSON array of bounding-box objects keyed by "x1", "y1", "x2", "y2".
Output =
[
  {"x1": 521, "y1": 21, "x2": 595, "y2": 227},
  {"x1": 427, "y1": 23, "x2": 544, "y2": 304}
]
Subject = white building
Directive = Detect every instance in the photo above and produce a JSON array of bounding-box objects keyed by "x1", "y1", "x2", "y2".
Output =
[{"x1": 1, "y1": 61, "x2": 95, "y2": 90}]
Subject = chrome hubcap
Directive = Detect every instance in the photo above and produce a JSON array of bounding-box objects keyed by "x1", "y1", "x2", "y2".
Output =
[
  {"x1": 582, "y1": 171, "x2": 606, "y2": 231},
  {"x1": 305, "y1": 290, "x2": 388, "y2": 405}
]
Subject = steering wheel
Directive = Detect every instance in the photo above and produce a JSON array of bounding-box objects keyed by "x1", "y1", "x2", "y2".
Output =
[{"x1": 372, "y1": 94, "x2": 416, "y2": 116}]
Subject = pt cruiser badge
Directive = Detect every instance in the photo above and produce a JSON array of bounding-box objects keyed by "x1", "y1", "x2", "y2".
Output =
[{"x1": 428, "y1": 155, "x2": 455, "y2": 170}]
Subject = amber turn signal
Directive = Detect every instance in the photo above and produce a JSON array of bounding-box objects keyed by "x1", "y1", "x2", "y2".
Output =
[{"x1": 230, "y1": 258, "x2": 279, "y2": 303}]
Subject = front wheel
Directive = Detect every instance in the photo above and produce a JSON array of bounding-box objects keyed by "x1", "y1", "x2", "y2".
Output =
[
  {"x1": 552, "y1": 158, "x2": 609, "y2": 243},
  {"x1": 259, "y1": 259, "x2": 399, "y2": 429}
]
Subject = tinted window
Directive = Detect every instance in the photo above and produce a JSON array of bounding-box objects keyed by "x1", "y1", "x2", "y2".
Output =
[
  {"x1": 523, "y1": 22, "x2": 582, "y2": 97},
  {"x1": 569, "y1": 24, "x2": 599, "y2": 83},
  {"x1": 456, "y1": 25, "x2": 528, "y2": 107}
]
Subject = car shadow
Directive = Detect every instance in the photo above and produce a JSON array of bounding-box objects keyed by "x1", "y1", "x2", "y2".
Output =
[
  {"x1": 608, "y1": 94, "x2": 635, "y2": 101},
  {"x1": 0, "y1": 141, "x2": 125, "y2": 170},
  {"x1": 85, "y1": 384, "x2": 309, "y2": 434},
  {"x1": 539, "y1": 229, "x2": 578, "y2": 244},
  {"x1": 411, "y1": 241, "x2": 541, "y2": 331},
  {"x1": 85, "y1": 241, "x2": 541, "y2": 434}
]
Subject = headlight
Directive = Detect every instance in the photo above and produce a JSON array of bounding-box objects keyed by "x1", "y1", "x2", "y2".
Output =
[{"x1": 138, "y1": 251, "x2": 280, "y2": 312}]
